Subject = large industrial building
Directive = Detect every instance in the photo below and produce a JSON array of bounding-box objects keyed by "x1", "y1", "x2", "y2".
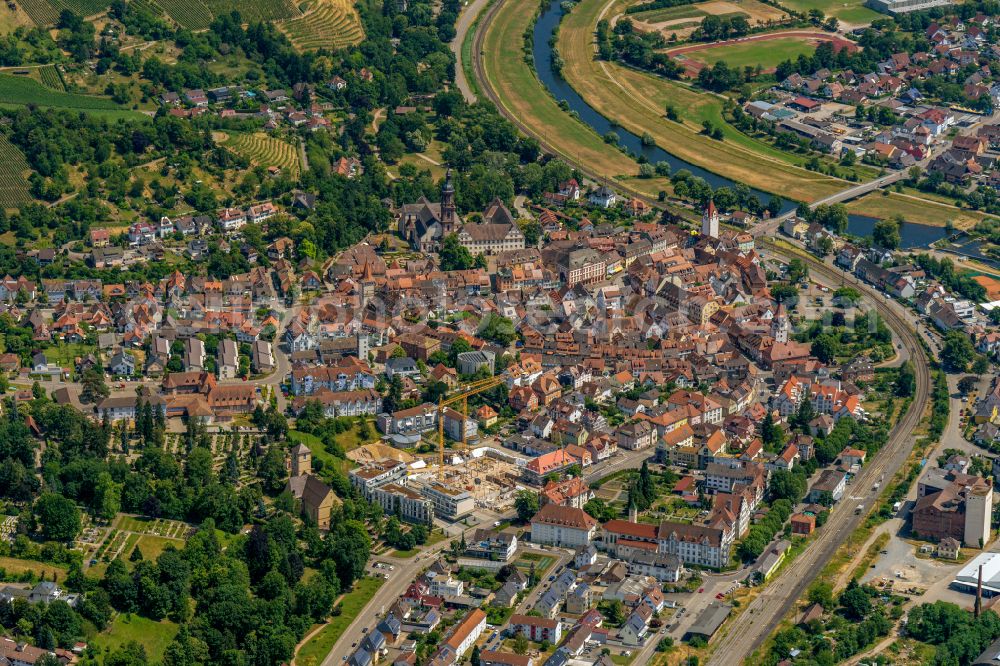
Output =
[{"x1": 866, "y1": 0, "x2": 952, "y2": 13}]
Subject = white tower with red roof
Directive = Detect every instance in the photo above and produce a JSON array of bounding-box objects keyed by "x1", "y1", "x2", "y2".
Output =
[{"x1": 702, "y1": 200, "x2": 719, "y2": 238}]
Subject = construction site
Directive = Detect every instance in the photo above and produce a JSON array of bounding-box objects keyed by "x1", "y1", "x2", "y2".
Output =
[{"x1": 411, "y1": 449, "x2": 525, "y2": 513}]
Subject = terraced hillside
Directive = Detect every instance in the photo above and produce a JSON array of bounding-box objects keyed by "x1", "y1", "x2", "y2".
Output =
[
  {"x1": 227, "y1": 132, "x2": 301, "y2": 177},
  {"x1": 0, "y1": 135, "x2": 33, "y2": 208},
  {"x1": 277, "y1": 0, "x2": 363, "y2": 51}
]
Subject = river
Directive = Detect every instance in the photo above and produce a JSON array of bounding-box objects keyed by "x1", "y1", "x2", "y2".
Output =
[{"x1": 530, "y1": 0, "x2": 948, "y2": 248}]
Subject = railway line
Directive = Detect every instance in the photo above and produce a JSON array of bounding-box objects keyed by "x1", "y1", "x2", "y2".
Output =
[
  {"x1": 471, "y1": 9, "x2": 933, "y2": 662},
  {"x1": 706, "y1": 246, "x2": 932, "y2": 664}
]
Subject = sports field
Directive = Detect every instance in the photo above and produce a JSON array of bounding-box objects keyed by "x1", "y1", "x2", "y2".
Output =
[
  {"x1": 777, "y1": 0, "x2": 880, "y2": 24},
  {"x1": 630, "y1": 0, "x2": 788, "y2": 39},
  {"x1": 682, "y1": 36, "x2": 820, "y2": 69}
]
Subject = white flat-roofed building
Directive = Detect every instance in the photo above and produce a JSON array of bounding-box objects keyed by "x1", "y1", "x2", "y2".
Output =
[
  {"x1": 954, "y1": 552, "x2": 1000, "y2": 597},
  {"x1": 349, "y1": 459, "x2": 408, "y2": 497},
  {"x1": 421, "y1": 482, "x2": 474, "y2": 520},
  {"x1": 867, "y1": 0, "x2": 952, "y2": 12}
]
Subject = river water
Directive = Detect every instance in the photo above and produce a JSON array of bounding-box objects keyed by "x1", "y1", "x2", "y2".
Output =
[{"x1": 529, "y1": 0, "x2": 948, "y2": 248}]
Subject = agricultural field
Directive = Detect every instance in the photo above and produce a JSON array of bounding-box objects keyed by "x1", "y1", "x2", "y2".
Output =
[
  {"x1": 15, "y1": 0, "x2": 59, "y2": 24},
  {"x1": 205, "y1": 0, "x2": 300, "y2": 22},
  {"x1": 629, "y1": 0, "x2": 789, "y2": 39},
  {"x1": 38, "y1": 64, "x2": 64, "y2": 90},
  {"x1": 226, "y1": 132, "x2": 302, "y2": 177},
  {"x1": 0, "y1": 74, "x2": 134, "y2": 114},
  {"x1": 276, "y1": 0, "x2": 364, "y2": 51},
  {"x1": 0, "y1": 135, "x2": 32, "y2": 209},
  {"x1": 0, "y1": 3, "x2": 37, "y2": 34},
  {"x1": 777, "y1": 0, "x2": 880, "y2": 24},
  {"x1": 154, "y1": 0, "x2": 213, "y2": 28},
  {"x1": 18, "y1": 0, "x2": 109, "y2": 23}
]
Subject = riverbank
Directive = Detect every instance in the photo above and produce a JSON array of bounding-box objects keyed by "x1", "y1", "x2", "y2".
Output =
[
  {"x1": 558, "y1": 0, "x2": 855, "y2": 201},
  {"x1": 480, "y1": 0, "x2": 672, "y2": 196}
]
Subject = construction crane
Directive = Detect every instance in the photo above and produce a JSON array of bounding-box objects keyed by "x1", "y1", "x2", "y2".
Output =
[{"x1": 437, "y1": 376, "x2": 504, "y2": 466}]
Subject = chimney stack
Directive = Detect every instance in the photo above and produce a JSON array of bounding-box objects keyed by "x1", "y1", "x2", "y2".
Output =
[{"x1": 976, "y1": 564, "x2": 984, "y2": 618}]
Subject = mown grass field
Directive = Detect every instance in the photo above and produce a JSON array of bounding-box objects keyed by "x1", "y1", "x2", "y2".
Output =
[
  {"x1": 481, "y1": 0, "x2": 670, "y2": 199},
  {"x1": 227, "y1": 132, "x2": 302, "y2": 177},
  {"x1": 0, "y1": 135, "x2": 32, "y2": 209},
  {"x1": 277, "y1": 0, "x2": 364, "y2": 51},
  {"x1": 846, "y1": 191, "x2": 987, "y2": 229},
  {"x1": 559, "y1": 0, "x2": 850, "y2": 201},
  {"x1": 0, "y1": 556, "x2": 68, "y2": 581},
  {"x1": 91, "y1": 615, "x2": 180, "y2": 664},
  {"x1": 295, "y1": 577, "x2": 385, "y2": 666},
  {"x1": 685, "y1": 36, "x2": 817, "y2": 69}
]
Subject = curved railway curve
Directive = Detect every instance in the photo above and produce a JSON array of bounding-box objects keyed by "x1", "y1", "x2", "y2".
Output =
[
  {"x1": 471, "y1": 6, "x2": 933, "y2": 661},
  {"x1": 706, "y1": 249, "x2": 932, "y2": 664}
]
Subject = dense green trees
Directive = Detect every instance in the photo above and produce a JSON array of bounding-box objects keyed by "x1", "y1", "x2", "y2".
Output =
[
  {"x1": 35, "y1": 493, "x2": 81, "y2": 542},
  {"x1": 908, "y1": 602, "x2": 1000, "y2": 665},
  {"x1": 941, "y1": 330, "x2": 976, "y2": 372},
  {"x1": 515, "y1": 490, "x2": 540, "y2": 523},
  {"x1": 736, "y1": 499, "x2": 792, "y2": 562},
  {"x1": 872, "y1": 215, "x2": 903, "y2": 250}
]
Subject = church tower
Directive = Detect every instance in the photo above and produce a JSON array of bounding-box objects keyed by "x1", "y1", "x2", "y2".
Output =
[
  {"x1": 291, "y1": 443, "x2": 312, "y2": 477},
  {"x1": 771, "y1": 302, "x2": 789, "y2": 344},
  {"x1": 701, "y1": 200, "x2": 719, "y2": 238},
  {"x1": 441, "y1": 169, "x2": 457, "y2": 234}
]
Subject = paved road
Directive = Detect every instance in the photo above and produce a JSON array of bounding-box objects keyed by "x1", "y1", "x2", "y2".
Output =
[
  {"x1": 320, "y1": 540, "x2": 456, "y2": 666},
  {"x1": 585, "y1": 447, "x2": 654, "y2": 484},
  {"x1": 706, "y1": 243, "x2": 931, "y2": 664},
  {"x1": 451, "y1": 0, "x2": 491, "y2": 102}
]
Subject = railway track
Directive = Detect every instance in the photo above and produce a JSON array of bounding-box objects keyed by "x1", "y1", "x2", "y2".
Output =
[
  {"x1": 471, "y1": 10, "x2": 932, "y2": 663},
  {"x1": 706, "y1": 246, "x2": 931, "y2": 665}
]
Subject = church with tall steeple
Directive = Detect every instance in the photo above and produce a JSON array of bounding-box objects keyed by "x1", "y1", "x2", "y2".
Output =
[
  {"x1": 702, "y1": 200, "x2": 719, "y2": 238},
  {"x1": 397, "y1": 169, "x2": 465, "y2": 252},
  {"x1": 395, "y1": 169, "x2": 524, "y2": 256}
]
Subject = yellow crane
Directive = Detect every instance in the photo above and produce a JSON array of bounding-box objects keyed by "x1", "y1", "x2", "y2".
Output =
[{"x1": 437, "y1": 376, "x2": 504, "y2": 466}]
